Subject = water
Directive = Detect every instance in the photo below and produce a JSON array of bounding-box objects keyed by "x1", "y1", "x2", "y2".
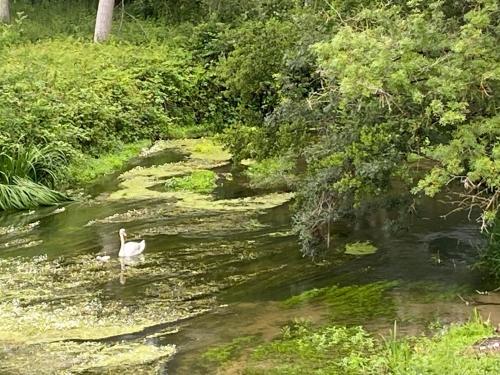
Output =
[{"x1": 0, "y1": 147, "x2": 493, "y2": 373}]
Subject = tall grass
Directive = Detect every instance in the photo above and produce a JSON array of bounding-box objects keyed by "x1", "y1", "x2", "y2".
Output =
[
  {"x1": 0, "y1": 143, "x2": 67, "y2": 187},
  {"x1": 0, "y1": 178, "x2": 69, "y2": 210},
  {"x1": 0, "y1": 144, "x2": 69, "y2": 210}
]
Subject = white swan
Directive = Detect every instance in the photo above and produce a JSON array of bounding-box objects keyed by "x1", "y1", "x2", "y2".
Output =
[{"x1": 118, "y1": 228, "x2": 146, "y2": 257}]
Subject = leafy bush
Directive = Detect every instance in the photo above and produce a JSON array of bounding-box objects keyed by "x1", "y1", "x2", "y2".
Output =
[{"x1": 0, "y1": 40, "x2": 202, "y2": 157}]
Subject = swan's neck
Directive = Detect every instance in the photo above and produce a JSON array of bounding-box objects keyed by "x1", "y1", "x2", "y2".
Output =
[{"x1": 119, "y1": 233, "x2": 125, "y2": 250}]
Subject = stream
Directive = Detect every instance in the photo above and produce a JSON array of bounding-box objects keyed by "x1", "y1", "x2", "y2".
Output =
[{"x1": 0, "y1": 142, "x2": 496, "y2": 374}]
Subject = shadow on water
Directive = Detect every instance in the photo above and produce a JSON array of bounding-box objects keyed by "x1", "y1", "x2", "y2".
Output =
[{"x1": 0, "y1": 147, "x2": 491, "y2": 374}]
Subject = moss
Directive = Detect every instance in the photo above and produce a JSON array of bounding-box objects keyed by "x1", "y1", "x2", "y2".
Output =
[
  {"x1": 165, "y1": 170, "x2": 217, "y2": 193},
  {"x1": 344, "y1": 241, "x2": 378, "y2": 255},
  {"x1": 283, "y1": 281, "x2": 398, "y2": 323},
  {"x1": 69, "y1": 140, "x2": 151, "y2": 184}
]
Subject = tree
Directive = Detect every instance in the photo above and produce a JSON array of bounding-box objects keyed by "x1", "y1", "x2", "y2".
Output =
[
  {"x1": 0, "y1": 0, "x2": 10, "y2": 24},
  {"x1": 94, "y1": 0, "x2": 114, "y2": 42}
]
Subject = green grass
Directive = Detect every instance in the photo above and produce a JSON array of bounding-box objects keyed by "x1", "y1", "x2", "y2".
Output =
[
  {"x1": 68, "y1": 140, "x2": 150, "y2": 184},
  {"x1": 0, "y1": 143, "x2": 70, "y2": 210},
  {"x1": 206, "y1": 315, "x2": 500, "y2": 375},
  {"x1": 164, "y1": 169, "x2": 217, "y2": 194}
]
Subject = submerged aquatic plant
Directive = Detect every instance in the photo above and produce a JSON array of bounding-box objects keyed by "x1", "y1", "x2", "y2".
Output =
[
  {"x1": 202, "y1": 336, "x2": 259, "y2": 365},
  {"x1": 283, "y1": 281, "x2": 398, "y2": 323}
]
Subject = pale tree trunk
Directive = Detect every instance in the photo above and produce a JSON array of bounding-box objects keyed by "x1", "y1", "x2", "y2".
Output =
[
  {"x1": 94, "y1": 0, "x2": 115, "y2": 43},
  {"x1": 0, "y1": 0, "x2": 10, "y2": 24}
]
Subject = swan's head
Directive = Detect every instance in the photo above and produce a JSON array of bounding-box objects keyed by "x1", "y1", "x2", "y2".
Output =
[{"x1": 119, "y1": 228, "x2": 127, "y2": 238}]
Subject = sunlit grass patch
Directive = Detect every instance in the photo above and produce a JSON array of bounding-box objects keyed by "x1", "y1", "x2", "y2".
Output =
[
  {"x1": 385, "y1": 316, "x2": 500, "y2": 375},
  {"x1": 215, "y1": 317, "x2": 500, "y2": 375},
  {"x1": 165, "y1": 170, "x2": 217, "y2": 193},
  {"x1": 68, "y1": 140, "x2": 151, "y2": 184}
]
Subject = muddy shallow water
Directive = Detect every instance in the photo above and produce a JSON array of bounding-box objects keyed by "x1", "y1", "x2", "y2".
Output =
[{"x1": 0, "y1": 141, "x2": 497, "y2": 374}]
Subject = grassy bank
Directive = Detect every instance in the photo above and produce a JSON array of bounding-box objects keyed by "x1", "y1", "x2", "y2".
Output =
[
  {"x1": 68, "y1": 140, "x2": 151, "y2": 184},
  {"x1": 201, "y1": 317, "x2": 499, "y2": 374}
]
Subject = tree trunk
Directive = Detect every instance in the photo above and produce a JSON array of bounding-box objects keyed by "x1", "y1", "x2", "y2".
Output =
[
  {"x1": 94, "y1": 0, "x2": 114, "y2": 43},
  {"x1": 0, "y1": 0, "x2": 10, "y2": 24}
]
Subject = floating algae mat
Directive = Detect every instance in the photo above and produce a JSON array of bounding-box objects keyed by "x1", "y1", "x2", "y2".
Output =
[
  {"x1": 344, "y1": 241, "x2": 378, "y2": 255},
  {"x1": 1, "y1": 340, "x2": 175, "y2": 374},
  {"x1": 108, "y1": 138, "x2": 294, "y2": 210},
  {"x1": 0, "y1": 254, "x2": 215, "y2": 372},
  {"x1": 0, "y1": 234, "x2": 288, "y2": 372}
]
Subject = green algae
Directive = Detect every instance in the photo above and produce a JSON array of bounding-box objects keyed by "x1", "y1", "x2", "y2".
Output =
[
  {"x1": 344, "y1": 241, "x2": 378, "y2": 255},
  {"x1": 105, "y1": 137, "x2": 294, "y2": 211},
  {"x1": 397, "y1": 281, "x2": 471, "y2": 304},
  {"x1": 0, "y1": 254, "x2": 213, "y2": 345},
  {"x1": 108, "y1": 138, "x2": 230, "y2": 201},
  {"x1": 283, "y1": 281, "x2": 398, "y2": 324},
  {"x1": 0, "y1": 220, "x2": 40, "y2": 236},
  {"x1": 1, "y1": 340, "x2": 175, "y2": 375},
  {"x1": 87, "y1": 208, "x2": 270, "y2": 238}
]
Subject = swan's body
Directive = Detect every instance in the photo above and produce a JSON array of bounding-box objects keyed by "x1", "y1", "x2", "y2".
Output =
[{"x1": 118, "y1": 228, "x2": 145, "y2": 257}]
